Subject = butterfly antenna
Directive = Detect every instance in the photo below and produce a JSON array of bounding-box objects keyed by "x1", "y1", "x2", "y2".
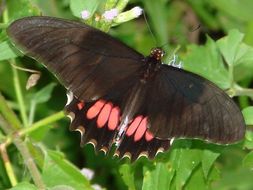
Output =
[
  {"x1": 143, "y1": 10, "x2": 158, "y2": 46},
  {"x1": 160, "y1": 24, "x2": 201, "y2": 49},
  {"x1": 190, "y1": 24, "x2": 201, "y2": 32}
]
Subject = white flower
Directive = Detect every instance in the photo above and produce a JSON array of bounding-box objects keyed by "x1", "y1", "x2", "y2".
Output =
[
  {"x1": 81, "y1": 10, "x2": 90, "y2": 20},
  {"x1": 102, "y1": 8, "x2": 119, "y2": 21},
  {"x1": 132, "y1": 6, "x2": 143, "y2": 17},
  {"x1": 81, "y1": 168, "x2": 94, "y2": 180}
]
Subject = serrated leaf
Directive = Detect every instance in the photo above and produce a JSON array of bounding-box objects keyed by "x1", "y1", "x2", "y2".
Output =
[
  {"x1": 183, "y1": 165, "x2": 206, "y2": 190},
  {"x1": 234, "y1": 43, "x2": 253, "y2": 65},
  {"x1": 217, "y1": 29, "x2": 244, "y2": 66},
  {"x1": 243, "y1": 151, "x2": 253, "y2": 169},
  {"x1": 142, "y1": 163, "x2": 175, "y2": 190},
  {"x1": 169, "y1": 148, "x2": 202, "y2": 190},
  {"x1": 10, "y1": 182, "x2": 37, "y2": 190},
  {"x1": 0, "y1": 41, "x2": 20, "y2": 61},
  {"x1": 119, "y1": 164, "x2": 136, "y2": 190},
  {"x1": 183, "y1": 36, "x2": 229, "y2": 89},
  {"x1": 32, "y1": 83, "x2": 56, "y2": 104},
  {"x1": 242, "y1": 106, "x2": 253, "y2": 125},
  {"x1": 244, "y1": 131, "x2": 253, "y2": 149},
  {"x1": 42, "y1": 150, "x2": 93, "y2": 190},
  {"x1": 201, "y1": 150, "x2": 220, "y2": 179},
  {"x1": 70, "y1": 0, "x2": 99, "y2": 18}
]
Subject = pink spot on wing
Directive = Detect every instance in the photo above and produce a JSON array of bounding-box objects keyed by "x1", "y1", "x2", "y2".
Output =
[
  {"x1": 134, "y1": 117, "x2": 148, "y2": 141},
  {"x1": 108, "y1": 106, "x2": 120, "y2": 130},
  {"x1": 126, "y1": 116, "x2": 143, "y2": 136},
  {"x1": 86, "y1": 100, "x2": 106, "y2": 119},
  {"x1": 145, "y1": 130, "x2": 154, "y2": 141},
  {"x1": 97, "y1": 102, "x2": 113, "y2": 128},
  {"x1": 77, "y1": 102, "x2": 84, "y2": 110}
]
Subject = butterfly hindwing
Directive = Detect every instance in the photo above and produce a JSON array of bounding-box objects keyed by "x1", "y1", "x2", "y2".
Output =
[{"x1": 65, "y1": 94, "x2": 170, "y2": 161}]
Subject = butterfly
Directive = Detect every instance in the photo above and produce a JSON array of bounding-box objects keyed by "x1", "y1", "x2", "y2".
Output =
[{"x1": 7, "y1": 16, "x2": 245, "y2": 161}]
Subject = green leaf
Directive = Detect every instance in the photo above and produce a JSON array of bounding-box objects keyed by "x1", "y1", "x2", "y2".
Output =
[
  {"x1": 168, "y1": 147, "x2": 202, "y2": 190},
  {"x1": 234, "y1": 43, "x2": 253, "y2": 65},
  {"x1": 242, "y1": 106, "x2": 253, "y2": 125},
  {"x1": 42, "y1": 150, "x2": 93, "y2": 190},
  {"x1": 185, "y1": 164, "x2": 220, "y2": 190},
  {"x1": 244, "y1": 131, "x2": 253, "y2": 149},
  {"x1": 70, "y1": 0, "x2": 99, "y2": 18},
  {"x1": 213, "y1": 168, "x2": 253, "y2": 190},
  {"x1": 243, "y1": 151, "x2": 253, "y2": 169},
  {"x1": 0, "y1": 41, "x2": 20, "y2": 61},
  {"x1": 217, "y1": 29, "x2": 244, "y2": 66},
  {"x1": 10, "y1": 182, "x2": 37, "y2": 190},
  {"x1": 201, "y1": 150, "x2": 220, "y2": 179},
  {"x1": 183, "y1": 165, "x2": 206, "y2": 190},
  {"x1": 119, "y1": 164, "x2": 136, "y2": 190},
  {"x1": 183, "y1": 36, "x2": 229, "y2": 89},
  {"x1": 142, "y1": 162, "x2": 175, "y2": 190},
  {"x1": 49, "y1": 185, "x2": 76, "y2": 190},
  {"x1": 32, "y1": 83, "x2": 56, "y2": 104},
  {"x1": 7, "y1": 0, "x2": 40, "y2": 20},
  {"x1": 210, "y1": 0, "x2": 253, "y2": 22},
  {"x1": 233, "y1": 43, "x2": 253, "y2": 81}
]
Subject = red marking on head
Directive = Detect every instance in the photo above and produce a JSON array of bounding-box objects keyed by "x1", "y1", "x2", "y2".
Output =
[
  {"x1": 134, "y1": 117, "x2": 148, "y2": 142},
  {"x1": 126, "y1": 116, "x2": 143, "y2": 136},
  {"x1": 77, "y1": 102, "x2": 84, "y2": 110},
  {"x1": 86, "y1": 100, "x2": 106, "y2": 119},
  {"x1": 145, "y1": 130, "x2": 154, "y2": 141},
  {"x1": 97, "y1": 102, "x2": 113, "y2": 128},
  {"x1": 108, "y1": 106, "x2": 120, "y2": 130}
]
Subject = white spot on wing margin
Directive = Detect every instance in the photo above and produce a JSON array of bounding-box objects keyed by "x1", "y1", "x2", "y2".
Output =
[{"x1": 66, "y1": 91, "x2": 74, "y2": 106}]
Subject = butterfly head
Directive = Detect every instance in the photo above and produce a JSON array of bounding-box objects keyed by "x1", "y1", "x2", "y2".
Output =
[{"x1": 150, "y1": 47, "x2": 165, "y2": 61}]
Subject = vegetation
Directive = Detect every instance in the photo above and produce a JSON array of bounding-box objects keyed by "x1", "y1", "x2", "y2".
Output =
[{"x1": 0, "y1": 0, "x2": 253, "y2": 189}]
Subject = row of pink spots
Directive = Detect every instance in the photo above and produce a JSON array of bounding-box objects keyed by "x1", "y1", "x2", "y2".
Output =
[
  {"x1": 78, "y1": 100, "x2": 154, "y2": 142},
  {"x1": 126, "y1": 116, "x2": 154, "y2": 142},
  {"x1": 86, "y1": 100, "x2": 120, "y2": 131}
]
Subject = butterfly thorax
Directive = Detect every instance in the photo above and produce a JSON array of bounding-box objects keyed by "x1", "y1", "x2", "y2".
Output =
[{"x1": 141, "y1": 47, "x2": 165, "y2": 82}]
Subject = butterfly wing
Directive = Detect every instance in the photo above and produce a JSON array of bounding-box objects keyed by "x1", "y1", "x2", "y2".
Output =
[
  {"x1": 65, "y1": 94, "x2": 171, "y2": 161},
  {"x1": 145, "y1": 65, "x2": 245, "y2": 143},
  {"x1": 7, "y1": 16, "x2": 144, "y2": 101}
]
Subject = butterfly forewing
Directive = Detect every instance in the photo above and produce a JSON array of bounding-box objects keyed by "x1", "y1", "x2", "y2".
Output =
[{"x1": 7, "y1": 16, "x2": 144, "y2": 101}]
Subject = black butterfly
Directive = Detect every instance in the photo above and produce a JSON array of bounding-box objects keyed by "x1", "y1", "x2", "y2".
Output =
[{"x1": 7, "y1": 16, "x2": 245, "y2": 161}]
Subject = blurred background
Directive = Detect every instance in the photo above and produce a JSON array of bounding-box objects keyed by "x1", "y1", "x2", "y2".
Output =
[{"x1": 0, "y1": 0, "x2": 253, "y2": 190}]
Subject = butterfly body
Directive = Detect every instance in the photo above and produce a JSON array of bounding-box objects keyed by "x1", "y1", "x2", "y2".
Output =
[{"x1": 7, "y1": 16, "x2": 245, "y2": 161}]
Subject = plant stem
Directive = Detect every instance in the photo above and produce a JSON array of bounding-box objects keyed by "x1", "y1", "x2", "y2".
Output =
[
  {"x1": 20, "y1": 111, "x2": 65, "y2": 137},
  {"x1": 14, "y1": 138, "x2": 45, "y2": 190},
  {"x1": 0, "y1": 143, "x2": 17, "y2": 187},
  {"x1": 11, "y1": 60, "x2": 29, "y2": 127},
  {"x1": 3, "y1": 111, "x2": 65, "y2": 146},
  {"x1": 0, "y1": 116, "x2": 45, "y2": 189},
  {"x1": 0, "y1": 23, "x2": 7, "y2": 29},
  {"x1": 228, "y1": 65, "x2": 234, "y2": 88},
  {"x1": 234, "y1": 85, "x2": 253, "y2": 99},
  {"x1": 28, "y1": 101, "x2": 36, "y2": 126}
]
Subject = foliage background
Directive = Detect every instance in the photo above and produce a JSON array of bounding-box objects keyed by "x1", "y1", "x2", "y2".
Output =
[{"x1": 0, "y1": 0, "x2": 253, "y2": 190}]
